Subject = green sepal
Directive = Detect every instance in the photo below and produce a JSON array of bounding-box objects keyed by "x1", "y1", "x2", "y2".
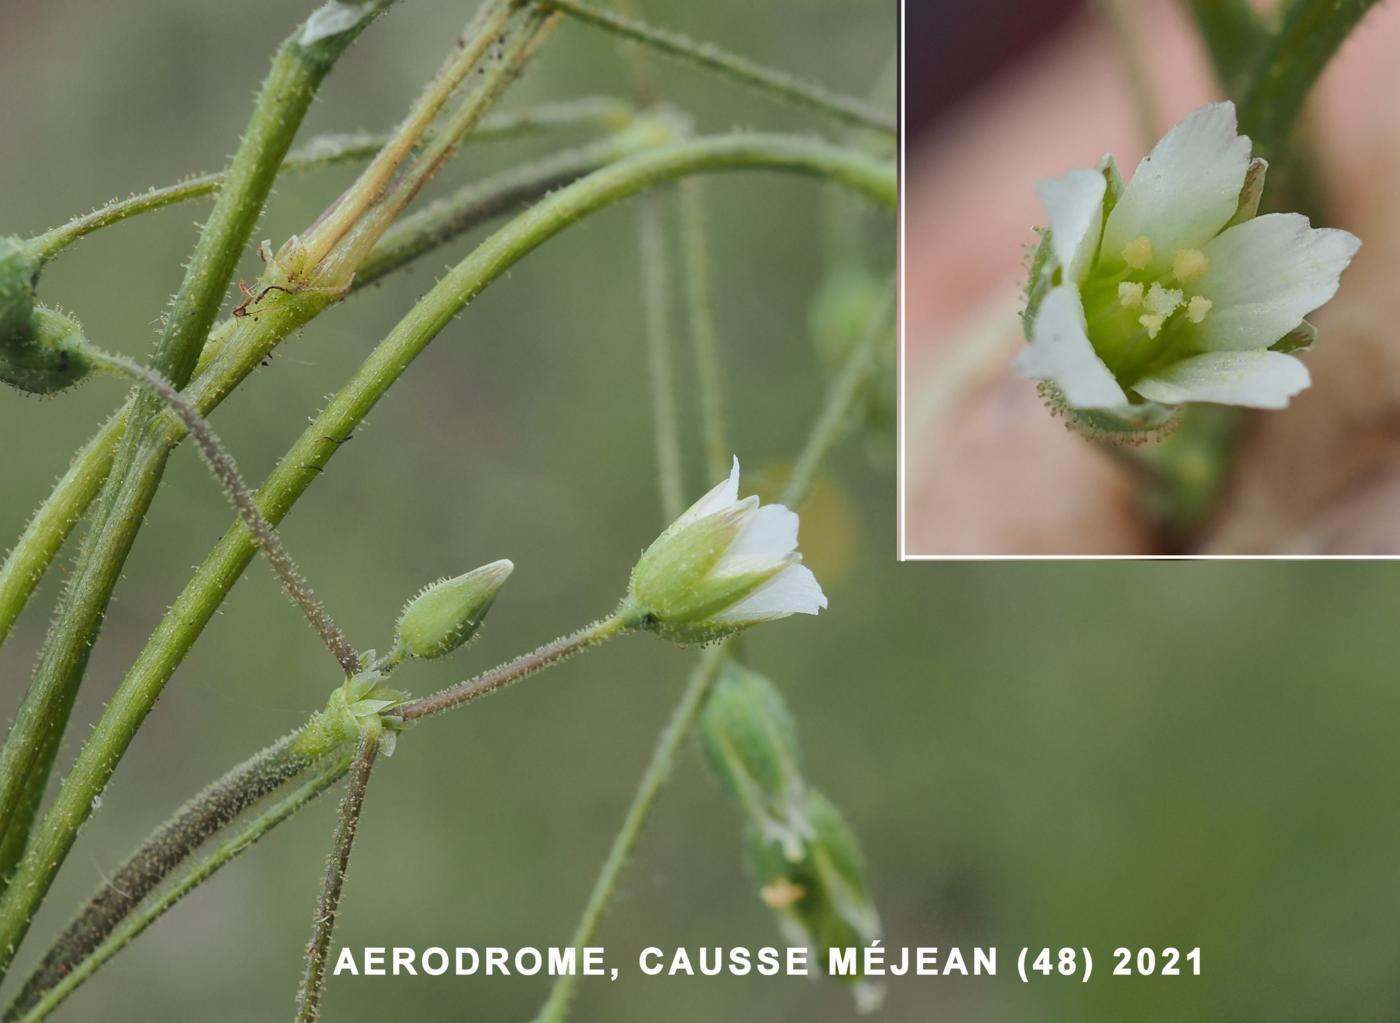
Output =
[{"x1": 1, "y1": 304, "x2": 95, "y2": 395}]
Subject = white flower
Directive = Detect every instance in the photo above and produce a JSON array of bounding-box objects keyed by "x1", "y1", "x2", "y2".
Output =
[
  {"x1": 1014, "y1": 101, "x2": 1360, "y2": 434},
  {"x1": 627, "y1": 457, "x2": 827, "y2": 645}
]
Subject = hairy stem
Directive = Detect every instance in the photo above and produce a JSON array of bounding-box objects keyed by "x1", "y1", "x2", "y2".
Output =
[
  {"x1": 0, "y1": 132, "x2": 637, "y2": 654},
  {"x1": 678, "y1": 179, "x2": 728, "y2": 480},
  {"x1": 1238, "y1": 0, "x2": 1382, "y2": 162},
  {"x1": 5, "y1": 731, "x2": 333, "y2": 1020},
  {"x1": 539, "y1": 0, "x2": 895, "y2": 135},
  {"x1": 534, "y1": 261, "x2": 893, "y2": 1023},
  {"x1": 638, "y1": 195, "x2": 685, "y2": 519},
  {"x1": 397, "y1": 614, "x2": 637, "y2": 722},
  {"x1": 0, "y1": 132, "x2": 893, "y2": 982},
  {"x1": 532, "y1": 647, "x2": 724, "y2": 1023},
  {"x1": 92, "y1": 353, "x2": 359, "y2": 673},
  {"x1": 781, "y1": 280, "x2": 894, "y2": 507},
  {"x1": 9, "y1": 751, "x2": 353, "y2": 1023},
  {"x1": 0, "y1": 6, "x2": 382, "y2": 918},
  {"x1": 294, "y1": 734, "x2": 379, "y2": 1023}
]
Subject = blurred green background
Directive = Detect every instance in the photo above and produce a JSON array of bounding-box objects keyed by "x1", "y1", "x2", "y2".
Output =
[{"x1": 2, "y1": 2, "x2": 1397, "y2": 1022}]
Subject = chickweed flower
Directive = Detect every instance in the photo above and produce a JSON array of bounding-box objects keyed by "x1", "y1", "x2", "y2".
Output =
[
  {"x1": 1015, "y1": 101, "x2": 1360, "y2": 437},
  {"x1": 626, "y1": 458, "x2": 827, "y2": 646}
]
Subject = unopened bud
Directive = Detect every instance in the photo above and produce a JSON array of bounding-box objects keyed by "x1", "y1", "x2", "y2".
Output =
[
  {"x1": 1, "y1": 303, "x2": 95, "y2": 396},
  {"x1": 395, "y1": 559, "x2": 513, "y2": 660},
  {"x1": 700, "y1": 663, "x2": 810, "y2": 860}
]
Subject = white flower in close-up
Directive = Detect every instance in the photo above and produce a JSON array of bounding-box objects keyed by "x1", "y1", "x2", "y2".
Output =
[
  {"x1": 1014, "y1": 101, "x2": 1361, "y2": 435},
  {"x1": 627, "y1": 457, "x2": 827, "y2": 645}
]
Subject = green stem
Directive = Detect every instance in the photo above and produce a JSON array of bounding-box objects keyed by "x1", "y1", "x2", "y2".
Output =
[
  {"x1": 678, "y1": 179, "x2": 728, "y2": 480},
  {"x1": 0, "y1": 132, "x2": 892, "y2": 980},
  {"x1": 397, "y1": 614, "x2": 637, "y2": 721},
  {"x1": 539, "y1": 0, "x2": 895, "y2": 136},
  {"x1": 781, "y1": 281, "x2": 894, "y2": 507},
  {"x1": 8, "y1": 751, "x2": 353, "y2": 1023},
  {"x1": 0, "y1": 8, "x2": 382, "y2": 917},
  {"x1": 533, "y1": 256, "x2": 893, "y2": 1023},
  {"x1": 1238, "y1": 0, "x2": 1382, "y2": 162},
  {"x1": 638, "y1": 195, "x2": 685, "y2": 519},
  {"x1": 295, "y1": 734, "x2": 379, "y2": 1023},
  {"x1": 31, "y1": 97, "x2": 634, "y2": 262},
  {"x1": 4, "y1": 731, "x2": 333, "y2": 1020},
  {"x1": 1186, "y1": 0, "x2": 1266, "y2": 99},
  {"x1": 531, "y1": 647, "x2": 724, "y2": 1023},
  {"x1": 0, "y1": 131, "x2": 637, "y2": 657},
  {"x1": 91, "y1": 352, "x2": 360, "y2": 673}
]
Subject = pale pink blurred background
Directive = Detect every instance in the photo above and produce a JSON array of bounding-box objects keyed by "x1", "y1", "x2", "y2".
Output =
[{"x1": 903, "y1": 0, "x2": 1400, "y2": 556}]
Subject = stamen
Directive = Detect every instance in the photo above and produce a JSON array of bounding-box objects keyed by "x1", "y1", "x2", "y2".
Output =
[
  {"x1": 1145, "y1": 283, "x2": 1184, "y2": 317},
  {"x1": 1172, "y1": 248, "x2": 1209, "y2": 282},
  {"x1": 1139, "y1": 313, "x2": 1167, "y2": 339},
  {"x1": 1122, "y1": 235, "x2": 1153, "y2": 270},
  {"x1": 1118, "y1": 282, "x2": 1144, "y2": 308},
  {"x1": 1187, "y1": 296, "x2": 1213, "y2": 323}
]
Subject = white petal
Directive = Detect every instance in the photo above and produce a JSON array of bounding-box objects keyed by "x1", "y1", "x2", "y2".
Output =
[
  {"x1": 714, "y1": 563, "x2": 827, "y2": 623},
  {"x1": 1101, "y1": 102, "x2": 1252, "y2": 265},
  {"x1": 1013, "y1": 285, "x2": 1129, "y2": 409},
  {"x1": 1035, "y1": 168, "x2": 1106, "y2": 285},
  {"x1": 1194, "y1": 213, "x2": 1361, "y2": 351},
  {"x1": 725, "y1": 503, "x2": 799, "y2": 560},
  {"x1": 1132, "y1": 351, "x2": 1310, "y2": 409},
  {"x1": 674, "y1": 455, "x2": 741, "y2": 528}
]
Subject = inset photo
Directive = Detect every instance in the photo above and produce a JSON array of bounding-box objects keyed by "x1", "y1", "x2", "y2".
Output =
[{"x1": 902, "y1": 0, "x2": 1399, "y2": 557}]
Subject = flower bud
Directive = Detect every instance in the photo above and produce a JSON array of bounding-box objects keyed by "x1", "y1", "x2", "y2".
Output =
[
  {"x1": 626, "y1": 458, "x2": 826, "y2": 646},
  {"x1": 0, "y1": 235, "x2": 39, "y2": 342},
  {"x1": 394, "y1": 559, "x2": 513, "y2": 660},
  {"x1": 1, "y1": 303, "x2": 95, "y2": 396},
  {"x1": 700, "y1": 663, "x2": 811, "y2": 860},
  {"x1": 745, "y1": 789, "x2": 884, "y2": 1011}
]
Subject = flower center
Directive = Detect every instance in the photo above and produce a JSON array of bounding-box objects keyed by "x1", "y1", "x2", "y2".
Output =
[{"x1": 1113, "y1": 236, "x2": 1213, "y2": 338}]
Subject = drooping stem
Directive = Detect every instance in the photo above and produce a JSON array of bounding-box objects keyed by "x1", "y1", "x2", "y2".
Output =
[
  {"x1": 0, "y1": 133, "x2": 894, "y2": 982},
  {"x1": 0, "y1": 5, "x2": 384, "y2": 919},
  {"x1": 91, "y1": 352, "x2": 360, "y2": 674},
  {"x1": 531, "y1": 647, "x2": 724, "y2": 1023},
  {"x1": 538, "y1": 0, "x2": 896, "y2": 135},
  {"x1": 8, "y1": 751, "x2": 354, "y2": 1023},
  {"x1": 638, "y1": 195, "x2": 685, "y2": 519},
  {"x1": 1237, "y1": 0, "x2": 1382, "y2": 162},
  {"x1": 533, "y1": 259, "x2": 894, "y2": 1023},
  {"x1": 678, "y1": 179, "x2": 728, "y2": 480},
  {"x1": 5, "y1": 731, "x2": 333, "y2": 1020},
  {"x1": 397, "y1": 613, "x2": 638, "y2": 722},
  {"x1": 0, "y1": 131, "x2": 641, "y2": 654},
  {"x1": 294, "y1": 734, "x2": 380, "y2": 1023},
  {"x1": 30, "y1": 97, "x2": 633, "y2": 261}
]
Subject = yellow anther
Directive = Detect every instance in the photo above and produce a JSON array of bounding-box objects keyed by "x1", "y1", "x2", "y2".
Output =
[
  {"x1": 1172, "y1": 248, "x2": 1209, "y2": 282},
  {"x1": 1118, "y1": 282, "x2": 1144, "y2": 308},
  {"x1": 1139, "y1": 313, "x2": 1167, "y2": 339},
  {"x1": 1187, "y1": 295, "x2": 1213, "y2": 323},
  {"x1": 1122, "y1": 235, "x2": 1153, "y2": 269},
  {"x1": 1145, "y1": 283, "x2": 1184, "y2": 317}
]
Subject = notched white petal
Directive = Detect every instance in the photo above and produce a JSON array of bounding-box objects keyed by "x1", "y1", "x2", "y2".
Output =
[
  {"x1": 1132, "y1": 351, "x2": 1310, "y2": 409},
  {"x1": 1102, "y1": 101, "x2": 1252, "y2": 264},
  {"x1": 1196, "y1": 213, "x2": 1362, "y2": 351},
  {"x1": 1035, "y1": 168, "x2": 1107, "y2": 285},
  {"x1": 727, "y1": 503, "x2": 800, "y2": 560},
  {"x1": 1014, "y1": 285, "x2": 1128, "y2": 409}
]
